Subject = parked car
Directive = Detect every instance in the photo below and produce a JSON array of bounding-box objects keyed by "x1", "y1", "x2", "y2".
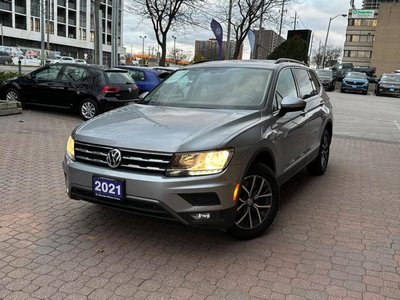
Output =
[
  {"x1": 352, "y1": 66, "x2": 377, "y2": 83},
  {"x1": 332, "y1": 63, "x2": 353, "y2": 82},
  {"x1": 50, "y1": 56, "x2": 76, "y2": 64},
  {"x1": 1, "y1": 63, "x2": 139, "y2": 120},
  {"x1": 315, "y1": 69, "x2": 336, "y2": 91},
  {"x1": 375, "y1": 73, "x2": 400, "y2": 96},
  {"x1": 114, "y1": 66, "x2": 169, "y2": 94},
  {"x1": 63, "y1": 59, "x2": 333, "y2": 240},
  {"x1": 75, "y1": 59, "x2": 87, "y2": 64},
  {"x1": 341, "y1": 72, "x2": 369, "y2": 94},
  {"x1": 0, "y1": 51, "x2": 13, "y2": 65}
]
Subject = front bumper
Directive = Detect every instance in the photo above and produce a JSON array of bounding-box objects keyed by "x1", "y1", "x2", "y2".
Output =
[
  {"x1": 377, "y1": 87, "x2": 400, "y2": 96},
  {"x1": 342, "y1": 83, "x2": 368, "y2": 92},
  {"x1": 63, "y1": 155, "x2": 241, "y2": 230}
]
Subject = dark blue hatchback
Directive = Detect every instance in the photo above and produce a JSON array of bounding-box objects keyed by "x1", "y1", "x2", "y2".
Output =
[
  {"x1": 340, "y1": 72, "x2": 369, "y2": 95},
  {"x1": 115, "y1": 66, "x2": 171, "y2": 94}
]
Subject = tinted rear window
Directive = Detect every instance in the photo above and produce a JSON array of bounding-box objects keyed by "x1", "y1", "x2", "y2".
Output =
[{"x1": 106, "y1": 72, "x2": 134, "y2": 84}]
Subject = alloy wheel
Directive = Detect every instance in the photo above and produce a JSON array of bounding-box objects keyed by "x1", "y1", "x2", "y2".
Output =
[
  {"x1": 234, "y1": 175, "x2": 273, "y2": 230},
  {"x1": 81, "y1": 101, "x2": 96, "y2": 119},
  {"x1": 320, "y1": 134, "x2": 330, "y2": 169},
  {"x1": 6, "y1": 90, "x2": 19, "y2": 102}
]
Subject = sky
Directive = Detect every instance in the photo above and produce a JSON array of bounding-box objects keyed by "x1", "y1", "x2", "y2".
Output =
[{"x1": 122, "y1": 0, "x2": 363, "y2": 59}]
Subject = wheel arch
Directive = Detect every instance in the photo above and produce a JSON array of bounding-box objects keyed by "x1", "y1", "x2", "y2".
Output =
[{"x1": 246, "y1": 148, "x2": 277, "y2": 176}]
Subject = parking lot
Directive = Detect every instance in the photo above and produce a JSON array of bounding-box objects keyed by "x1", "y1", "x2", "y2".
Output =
[{"x1": 0, "y1": 92, "x2": 399, "y2": 299}]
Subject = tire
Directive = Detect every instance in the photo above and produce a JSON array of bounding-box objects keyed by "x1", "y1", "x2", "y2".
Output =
[
  {"x1": 307, "y1": 129, "x2": 331, "y2": 176},
  {"x1": 228, "y1": 163, "x2": 279, "y2": 240},
  {"x1": 79, "y1": 99, "x2": 99, "y2": 120},
  {"x1": 363, "y1": 90, "x2": 368, "y2": 95},
  {"x1": 4, "y1": 60, "x2": 9, "y2": 65},
  {"x1": 340, "y1": 88, "x2": 345, "y2": 93},
  {"x1": 5, "y1": 88, "x2": 20, "y2": 102},
  {"x1": 375, "y1": 90, "x2": 380, "y2": 96}
]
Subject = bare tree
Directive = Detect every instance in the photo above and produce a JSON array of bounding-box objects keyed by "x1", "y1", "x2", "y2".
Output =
[
  {"x1": 167, "y1": 47, "x2": 187, "y2": 62},
  {"x1": 313, "y1": 45, "x2": 342, "y2": 68},
  {"x1": 126, "y1": 0, "x2": 203, "y2": 66},
  {"x1": 216, "y1": 0, "x2": 287, "y2": 59}
]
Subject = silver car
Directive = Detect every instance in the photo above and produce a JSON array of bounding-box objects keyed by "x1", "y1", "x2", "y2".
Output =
[{"x1": 63, "y1": 59, "x2": 333, "y2": 239}]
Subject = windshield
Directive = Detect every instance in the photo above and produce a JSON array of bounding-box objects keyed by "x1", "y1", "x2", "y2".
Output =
[
  {"x1": 346, "y1": 72, "x2": 367, "y2": 79},
  {"x1": 381, "y1": 75, "x2": 400, "y2": 82},
  {"x1": 140, "y1": 67, "x2": 273, "y2": 109},
  {"x1": 316, "y1": 70, "x2": 332, "y2": 77}
]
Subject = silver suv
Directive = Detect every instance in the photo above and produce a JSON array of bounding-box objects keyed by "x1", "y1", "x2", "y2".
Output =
[{"x1": 63, "y1": 59, "x2": 333, "y2": 239}]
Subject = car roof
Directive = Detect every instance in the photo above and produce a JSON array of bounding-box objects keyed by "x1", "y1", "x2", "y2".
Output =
[
  {"x1": 114, "y1": 65, "x2": 156, "y2": 72},
  {"x1": 50, "y1": 63, "x2": 128, "y2": 72},
  {"x1": 185, "y1": 59, "x2": 308, "y2": 71}
]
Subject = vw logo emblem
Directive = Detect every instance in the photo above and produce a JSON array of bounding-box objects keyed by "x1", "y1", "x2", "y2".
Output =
[{"x1": 106, "y1": 149, "x2": 122, "y2": 168}]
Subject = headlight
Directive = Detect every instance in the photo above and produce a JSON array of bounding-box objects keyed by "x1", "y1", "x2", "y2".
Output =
[
  {"x1": 166, "y1": 149, "x2": 234, "y2": 176},
  {"x1": 66, "y1": 135, "x2": 75, "y2": 160}
]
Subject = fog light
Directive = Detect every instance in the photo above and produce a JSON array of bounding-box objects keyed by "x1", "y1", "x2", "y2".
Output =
[{"x1": 191, "y1": 213, "x2": 211, "y2": 220}]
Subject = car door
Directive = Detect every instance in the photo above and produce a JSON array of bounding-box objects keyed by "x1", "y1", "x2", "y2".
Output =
[
  {"x1": 54, "y1": 65, "x2": 92, "y2": 108},
  {"x1": 270, "y1": 68, "x2": 309, "y2": 179},
  {"x1": 30, "y1": 65, "x2": 63, "y2": 105},
  {"x1": 292, "y1": 68, "x2": 324, "y2": 157}
]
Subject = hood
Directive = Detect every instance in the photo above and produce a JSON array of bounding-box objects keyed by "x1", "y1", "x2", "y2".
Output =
[
  {"x1": 74, "y1": 104, "x2": 260, "y2": 153},
  {"x1": 379, "y1": 81, "x2": 400, "y2": 87}
]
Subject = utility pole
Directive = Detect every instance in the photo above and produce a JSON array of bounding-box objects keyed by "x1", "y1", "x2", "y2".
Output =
[
  {"x1": 139, "y1": 35, "x2": 146, "y2": 65},
  {"x1": 172, "y1": 35, "x2": 177, "y2": 64},
  {"x1": 256, "y1": 1, "x2": 265, "y2": 59},
  {"x1": 40, "y1": 0, "x2": 45, "y2": 65},
  {"x1": 225, "y1": 0, "x2": 233, "y2": 60},
  {"x1": 94, "y1": 0, "x2": 101, "y2": 65},
  {"x1": 0, "y1": 24, "x2": 3, "y2": 46},
  {"x1": 46, "y1": 0, "x2": 50, "y2": 50},
  {"x1": 278, "y1": 0, "x2": 285, "y2": 37},
  {"x1": 309, "y1": 32, "x2": 314, "y2": 57},
  {"x1": 294, "y1": 11, "x2": 297, "y2": 30},
  {"x1": 111, "y1": 0, "x2": 118, "y2": 66}
]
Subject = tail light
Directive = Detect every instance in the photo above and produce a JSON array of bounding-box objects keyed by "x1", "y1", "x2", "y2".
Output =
[{"x1": 101, "y1": 86, "x2": 120, "y2": 93}]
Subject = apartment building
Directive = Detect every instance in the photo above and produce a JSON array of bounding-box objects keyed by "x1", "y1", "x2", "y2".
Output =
[
  {"x1": 194, "y1": 39, "x2": 243, "y2": 61},
  {"x1": 0, "y1": 0, "x2": 124, "y2": 64},
  {"x1": 252, "y1": 29, "x2": 285, "y2": 59}
]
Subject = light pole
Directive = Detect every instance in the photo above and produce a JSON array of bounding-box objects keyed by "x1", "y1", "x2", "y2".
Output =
[
  {"x1": 139, "y1": 35, "x2": 146, "y2": 65},
  {"x1": 321, "y1": 14, "x2": 347, "y2": 68},
  {"x1": 172, "y1": 35, "x2": 177, "y2": 64}
]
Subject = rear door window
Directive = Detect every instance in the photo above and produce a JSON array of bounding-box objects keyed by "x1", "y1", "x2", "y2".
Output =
[
  {"x1": 293, "y1": 69, "x2": 317, "y2": 99},
  {"x1": 60, "y1": 66, "x2": 91, "y2": 82},
  {"x1": 274, "y1": 68, "x2": 298, "y2": 111},
  {"x1": 128, "y1": 70, "x2": 146, "y2": 81}
]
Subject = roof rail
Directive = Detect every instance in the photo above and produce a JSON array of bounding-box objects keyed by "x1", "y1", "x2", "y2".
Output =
[{"x1": 275, "y1": 58, "x2": 307, "y2": 66}]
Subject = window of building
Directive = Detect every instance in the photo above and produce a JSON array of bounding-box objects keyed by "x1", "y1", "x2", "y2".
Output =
[
  {"x1": 354, "y1": 19, "x2": 362, "y2": 26},
  {"x1": 46, "y1": 22, "x2": 54, "y2": 34},
  {"x1": 30, "y1": 17, "x2": 40, "y2": 32},
  {"x1": 15, "y1": 15, "x2": 26, "y2": 30},
  {"x1": 57, "y1": 24, "x2": 66, "y2": 36},
  {"x1": 90, "y1": 30, "x2": 94, "y2": 42},
  {"x1": 80, "y1": 12, "x2": 86, "y2": 27},
  {"x1": 15, "y1": 0, "x2": 26, "y2": 14},
  {"x1": 80, "y1": 0, "x2": 87, "y2": 12},
  {"x1": 57, "y1": 0, "x2": 66, "y2": 7},
  {"x1": 79, "y1": 28, "x2": 86, "y2": 40},
  {"x1": 352, "y1": 35, "x2": 360, "y2": 42},
  {"x1": 31, "y1": 0, "x2": 40, "y2": 17},
  {"x1": 0, "y1": 0, "x2": 11, "y2": 11},
  {"x1": 68, "y1": 0, "x2": 76, "y2": 10},
  {"x1": 68, "y1": 26, "x2": 76, "y2": 39}
]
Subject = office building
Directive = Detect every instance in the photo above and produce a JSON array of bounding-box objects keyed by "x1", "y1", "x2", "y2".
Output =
[
  {"x1": 252, "y1": 29, "x2": 285, "y2": 59},
  {"x1": 342, "y1": 0, "x2": 400, "y2": 74},
  {"x1": 194, "y1": 39, "x2": 243, "y2": 61},
  {"x1": 0, "y1": 0, "x2": 124, "y2": 64},
  {"x1": 362, "y1": 0, "x2": 399, "y2": 9}
]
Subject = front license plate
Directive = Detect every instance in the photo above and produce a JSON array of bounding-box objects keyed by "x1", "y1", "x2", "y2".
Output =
[
  {"x1": 390, "y1": 88, "x2": 394, "y2": 92},
  {"x1": 352, "y1": 86, "x2": 358, "y2": 89},
  {"x1": 92, "y1": 176, "x2": 125, "y2": 200}
]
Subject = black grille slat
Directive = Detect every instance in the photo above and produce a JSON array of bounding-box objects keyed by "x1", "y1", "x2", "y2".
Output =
[{"x1": 75, "y1": 141, "x2": 172, "y2": 173}]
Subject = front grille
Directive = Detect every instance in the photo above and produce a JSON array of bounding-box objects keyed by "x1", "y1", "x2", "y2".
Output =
[
  {"x1": 75, "y1": 141, "x2": 172, "y2": 173},
  {"x1": 344, "y1": 81, "x2": 365, "y2": 86}
]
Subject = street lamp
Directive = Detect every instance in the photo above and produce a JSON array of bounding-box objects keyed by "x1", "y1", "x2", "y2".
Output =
[
  {"x1": 139, "y1": 35, "x2": 146, "y2": 66},
  {"x1": 172, "y1": 35, "x2": 177, "y2": 64},
  {"x1": 321, "y1": 14, "x2": 347, "y2": 68},
  {"x1": 139, "y1": 35, "x2": 146, "y2": 57}
]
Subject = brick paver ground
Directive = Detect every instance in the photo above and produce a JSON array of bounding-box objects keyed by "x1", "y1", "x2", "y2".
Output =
[{"x1": 0, "y1": 108, "x2": 399, "y2": 299}]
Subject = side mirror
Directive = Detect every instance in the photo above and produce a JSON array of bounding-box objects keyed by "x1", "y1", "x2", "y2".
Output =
[
  {"x1": 279, "y1": 96, "x2": 306, "y2": 116},
  {"x1": 138, "y1": 91, "x2": 149, "y2": 100}
]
